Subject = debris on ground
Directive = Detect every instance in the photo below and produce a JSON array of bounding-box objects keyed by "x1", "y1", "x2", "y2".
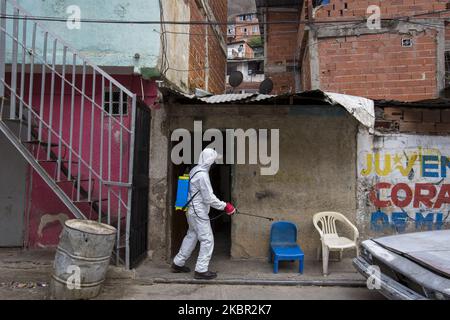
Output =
[{"x1": 0, "y1": 281, "x2": 48, "y2": 289}]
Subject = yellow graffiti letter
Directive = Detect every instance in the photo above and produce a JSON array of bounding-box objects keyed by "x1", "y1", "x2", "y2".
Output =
[
  {"x1": 361, "y1": 154, "x2": 373, "y2": 176},
  {"x1": 397, "y1": 154, "x2": 418, "y2": 177},
  {"x1": 375, "y1": 153, "x2": 392, "y2": 176}
]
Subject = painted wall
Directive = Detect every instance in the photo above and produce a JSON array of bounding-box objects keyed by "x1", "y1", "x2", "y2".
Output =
[
  {"x1": 357, "y1": 129, "x2": 450, "y2": 239},
  {"x1": 6, "y1": 0, "x2": 161, "y2": 70},
  {"x1": 159, "y1": 104, "x2": 359, "y2": 260},
  {"x1": 12, "y1": 73, "x2": 158, "y2": 248},
  {"x1": 161, "y1": 0, "x2": 190, "y2": 91},
  {"x1": 227, "y1": 42, "x2": 254, "y2": 59},
  {"x1": 227, "y1": 61, "x2": 264, "y2": 83}
]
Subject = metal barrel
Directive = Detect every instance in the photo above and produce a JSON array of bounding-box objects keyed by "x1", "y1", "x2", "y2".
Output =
[{"x1": 50, "y1": 219, "x2": 117, "y2": 300}]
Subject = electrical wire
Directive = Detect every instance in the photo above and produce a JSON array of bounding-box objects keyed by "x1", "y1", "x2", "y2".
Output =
[
  {"x1": 1, "y1": 8, "x2": 450, "y2": 25},
  {"x1": 158, "y1": 0, "x2": 169, "y2": 77}
]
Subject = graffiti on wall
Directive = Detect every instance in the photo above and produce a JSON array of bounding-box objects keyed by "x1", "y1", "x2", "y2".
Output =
[{"x1": 358, "y1": 135, "x2": 450, "y2": 233}]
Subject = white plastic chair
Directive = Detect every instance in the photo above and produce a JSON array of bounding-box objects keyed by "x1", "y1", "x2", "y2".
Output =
[{"x1": 313, "y1": 212, "x2": 359, "y2": 276}]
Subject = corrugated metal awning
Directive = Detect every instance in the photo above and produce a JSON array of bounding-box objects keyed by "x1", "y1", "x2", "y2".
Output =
[{"x1": 161, "y1": 88, "x2": 375, "y2": 130}]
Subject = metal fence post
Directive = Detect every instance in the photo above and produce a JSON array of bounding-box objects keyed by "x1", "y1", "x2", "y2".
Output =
[{"x1": 0, "y1": 0, "x2": 6, "y2": 97}]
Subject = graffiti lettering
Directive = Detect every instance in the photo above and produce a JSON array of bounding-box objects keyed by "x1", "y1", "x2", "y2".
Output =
[
  {"x1": 370, "y1": 183, "x2": 450, "y2": 209},
  {"x1": 371, "y1": 210, "x2": 444, "y2": 232},
  {"x1": 361, "y1": 153, "x2": 450, "y2": 178}
]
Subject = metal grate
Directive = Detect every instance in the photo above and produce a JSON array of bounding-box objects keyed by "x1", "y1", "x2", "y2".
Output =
[{"x1": 0, "y1": 0, "x2": 137, "y2": 268}]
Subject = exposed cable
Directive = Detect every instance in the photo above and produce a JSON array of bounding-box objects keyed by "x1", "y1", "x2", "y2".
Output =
[{"x1": 1, "y1": 8, "x2": 450, "y2": 25}]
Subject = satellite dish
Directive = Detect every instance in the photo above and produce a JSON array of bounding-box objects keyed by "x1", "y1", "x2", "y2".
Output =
[
  {"x1": 229, "y1": 71, "x2": 244, "y2": 88},
  {"x1": 259, "y1": 78, "x2": 274, "y2": 94}
]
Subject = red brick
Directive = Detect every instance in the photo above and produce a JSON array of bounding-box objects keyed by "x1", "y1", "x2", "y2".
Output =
[
  {"x1": 416, "y1": 122, "x2": 438, "y2": 133},
  {"x1": 436, "y1": 123, "x2": 450, "y2": 133},
  {"x1": 403, "y1": 110, "x2": 423, "y2": 122},
  {"x1": 399, "y1": 122, "x2": 419, "y2": 133},
  {"x1": 188, "y1": 0, "x2": 226, "y2": 94},
  {"x1": 383, "y1": 108, "x2": 403, "y2": 121},
  {"x1": 442, "y1": 110, "x2": 450, "y2": 123},
  {"x1": 422, "y1": 109, "x2": 441, "y2": 123}
]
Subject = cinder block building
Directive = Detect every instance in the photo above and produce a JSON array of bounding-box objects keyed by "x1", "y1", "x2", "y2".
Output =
[{"x1": 257, "y1": 0, "x2": 450, "y2": 100}]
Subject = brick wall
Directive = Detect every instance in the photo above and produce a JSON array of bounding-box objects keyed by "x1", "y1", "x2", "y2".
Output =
[
  {"x1": 378, "y1": 107, "x2": 450, "y2": 134},
  {"x1": 208, "y1": 25, "x2": 227, "y2": 94},
  {"x1": 297, "y1": 0, "x2": 450, "y2": 101},
  {"x1": 318, "y1": 31, "x2": 439, "y2": 101},
  {"x1": 188, "y1": 0, "x2": 227, "y2": 94},
  {"x1": 314, "y1": 0, "x2": 448, "y2": 20},
  {"x1": 233, "y1": 15, "x2": 261, "y2": 42},
  {"x1": 265, "y1": 10, "x2": 299, "y2": 94}
]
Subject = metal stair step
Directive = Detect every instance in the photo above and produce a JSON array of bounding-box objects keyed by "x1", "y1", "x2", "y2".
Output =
[
  {"x1": 23, "y1": 140, "x2": 59, "y2": 147},
  {"x1": 3, "y1": 118, "x2": 38, "y2": 128},
  {"x1": 56, "y1": 178, "x2": 94, "y2": 184},
  {"x1": 74, "y1": 198, "x2": 108, "y2": 204},
  {"x1": 38, "y1": 159, "x2": 79, "y2": 164}
]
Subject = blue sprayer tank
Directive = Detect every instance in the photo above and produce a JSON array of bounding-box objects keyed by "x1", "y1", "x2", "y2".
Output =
[{"x1": 175, "y1": 174, "x2": 190, "y2": 211}]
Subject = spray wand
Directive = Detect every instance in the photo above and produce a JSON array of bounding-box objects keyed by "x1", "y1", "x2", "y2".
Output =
[{"x1": 235, "y1": 209, "x2": 274, "y2": 222}]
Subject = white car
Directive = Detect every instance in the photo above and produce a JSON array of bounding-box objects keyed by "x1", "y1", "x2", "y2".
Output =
[{"x1": 353, "y1": 230, "x2": 450, "y2": 300}]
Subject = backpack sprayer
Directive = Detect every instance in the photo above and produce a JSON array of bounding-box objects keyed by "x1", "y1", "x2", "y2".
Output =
[{"x1": 175, "y1": 174, "x2": 274, "y2": 222}]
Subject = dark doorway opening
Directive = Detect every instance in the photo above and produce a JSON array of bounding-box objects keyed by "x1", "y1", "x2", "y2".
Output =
[
  {"x1": 129, "y1": 101, "x2": 151, "y2": 269},
  {"x1": 170, "y1": 137, "x2": 232, "y2": 259}
]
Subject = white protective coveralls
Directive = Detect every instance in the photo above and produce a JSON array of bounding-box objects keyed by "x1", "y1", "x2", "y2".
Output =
[{"x1": 173, "y1": 148, "x2": 226, "y2": 273}]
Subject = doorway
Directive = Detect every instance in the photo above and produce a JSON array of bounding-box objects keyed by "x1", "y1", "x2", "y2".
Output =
[
  {"x1": 129, "y1": 101, "x2": 151, "y2": 269},
  {"x1": 170, "y1": 139, "x2": 232, "y2": 259},
  {"x1": 0, "y1": 122, "x2": 27, "y2": 247}
]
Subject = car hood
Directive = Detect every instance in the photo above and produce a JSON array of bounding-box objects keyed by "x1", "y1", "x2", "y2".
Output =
[{"x1": 373, "y1": 230, "x2": 450, "y2": 278}]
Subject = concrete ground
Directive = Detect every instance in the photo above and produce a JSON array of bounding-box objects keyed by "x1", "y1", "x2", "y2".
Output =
[
  {"x1": 137, "y1": 249, "x2": 366, "y2": 286},
  {"x1": 97, "y1": 283, "x2": 383, "y2": 300},
  {"x1": 0, "y1": 248, "x2": 383, "y2": 300}
]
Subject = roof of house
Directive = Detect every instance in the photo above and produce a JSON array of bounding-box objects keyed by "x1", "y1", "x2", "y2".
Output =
[{"x1": 160, "y1": 88, "x2": 375, "y2": 129}]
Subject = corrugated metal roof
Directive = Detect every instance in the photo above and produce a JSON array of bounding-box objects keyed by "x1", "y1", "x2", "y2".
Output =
[
  {"x1": 199, "y1": 93, "x2": 259, "y2": 104},
  {"x1": 161, "y1": 87, "x2": 375, "y2": 129},
  {"x1": 167, "y1": 90, "x2": 276, "y2": 104}
]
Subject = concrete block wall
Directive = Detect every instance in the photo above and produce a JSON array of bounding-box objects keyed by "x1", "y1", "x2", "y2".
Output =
[
  {"x1": 379, "y1": 107, "x2": 450, "y2": 133},
  {"x1": 165, "y1": 105, "x2": 359, "y2": 260}
]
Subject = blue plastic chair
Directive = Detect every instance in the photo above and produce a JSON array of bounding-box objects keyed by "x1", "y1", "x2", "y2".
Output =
[{"x1": 269, "y1": 221, "x2": 304, "y2": 274}]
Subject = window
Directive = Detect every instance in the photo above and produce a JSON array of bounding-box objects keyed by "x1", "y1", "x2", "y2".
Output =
[
  {"x1": 253, "y1": 26, "x2": 259, "y2": 33},
  {"x1": 401, "y1": 38, "x2": 413, "y2": 47},
  {"x1": 227, "y1": 64, "x2": 238, "y2": 76},
  {"x1": 242, "y1": 28, "x2": 248, "y2": 35},
  {"x1": 248, "y1": 61, "x2": 264, "y2": 75},
  {"x1": 239, "y1": 15, "x2": 244, "y2": 21},
  {"x1": 104, "y1": 91, "x2": 128, "y2": 116}
]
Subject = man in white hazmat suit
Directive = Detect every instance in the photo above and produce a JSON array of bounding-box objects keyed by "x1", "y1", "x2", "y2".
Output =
[{"x1": 172, "y1": 148, "x2": 236, "y2": 280}]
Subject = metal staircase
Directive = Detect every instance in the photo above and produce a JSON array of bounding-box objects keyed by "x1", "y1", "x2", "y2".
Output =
[{"x1": 0, "y1": 0, "x2": 138, "y2": 268}]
